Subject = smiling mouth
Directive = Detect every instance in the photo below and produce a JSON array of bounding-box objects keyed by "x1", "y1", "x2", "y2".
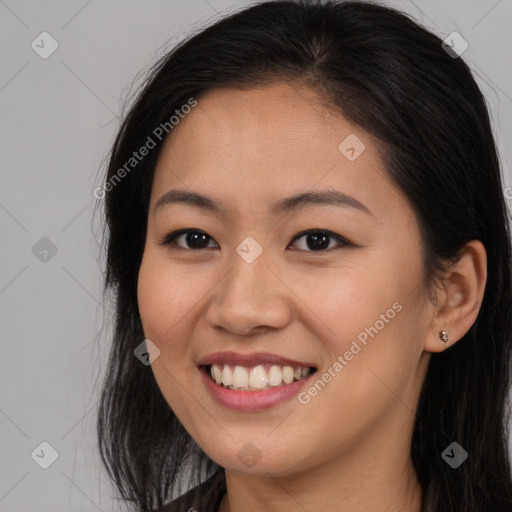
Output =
[{"x1": 202, "y1": 363, "x2": 317, "y2": 391}]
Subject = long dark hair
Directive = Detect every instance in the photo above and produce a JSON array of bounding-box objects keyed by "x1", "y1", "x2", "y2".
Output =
[{"x1": 94, "y1": 1, "x2": 512, "y2": 510}]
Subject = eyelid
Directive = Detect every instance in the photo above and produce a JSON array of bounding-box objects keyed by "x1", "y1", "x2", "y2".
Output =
[
  {"x1": 158, "y1": 228, "x2": 218, "y2": 248},
  {"x1": 159, "y1": 228, "x2": 353, "y2": 251},
  {"x1": 289, "y1": 229, "x2": 352, "y2": 249}
]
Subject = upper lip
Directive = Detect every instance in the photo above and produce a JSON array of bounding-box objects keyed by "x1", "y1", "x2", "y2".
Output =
[{"x1": 197, "y1": 351, "x2": 317, "y2": 369}]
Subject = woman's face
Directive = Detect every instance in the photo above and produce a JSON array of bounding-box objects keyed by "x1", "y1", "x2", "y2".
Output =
[{"x1": 137, "y1": 82, "x2": 435, "y2": 476}]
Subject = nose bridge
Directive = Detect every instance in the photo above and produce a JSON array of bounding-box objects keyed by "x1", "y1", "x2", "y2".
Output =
[
  {"x1": 205, "y1": 239, "x2": 290, "y2": 335},
  {"x1": 225, "y1": 229, "x2": 274, "y2": 299}
]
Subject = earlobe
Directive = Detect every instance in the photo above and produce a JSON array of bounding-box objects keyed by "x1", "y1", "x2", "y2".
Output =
[{"x1": 424, "y1": 240, "x2": 487, "y2": 353}]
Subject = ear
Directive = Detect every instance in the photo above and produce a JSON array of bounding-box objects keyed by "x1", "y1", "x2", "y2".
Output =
[{"x1": 424, "y1": 240, "x2": 487, "y2": 353}]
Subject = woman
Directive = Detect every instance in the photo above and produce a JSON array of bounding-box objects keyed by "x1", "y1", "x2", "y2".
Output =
[{"x1": 95, "y1": 1, "x2": 512, "y2": 511}]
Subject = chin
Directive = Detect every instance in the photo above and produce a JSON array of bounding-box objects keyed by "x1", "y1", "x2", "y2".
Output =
[{"x1": 201, "y1": 438, "x2": 313, "y2": 477}]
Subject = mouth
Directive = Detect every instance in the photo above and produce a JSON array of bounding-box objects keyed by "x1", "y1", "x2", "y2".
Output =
[{"x1": 200, "y1": 363, "x2": 318, "y2": 392}]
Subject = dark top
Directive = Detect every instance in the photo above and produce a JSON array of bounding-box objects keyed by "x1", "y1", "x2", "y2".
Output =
[{"x1": 158, "y1": 469, "x2": 227, "y2": 512}]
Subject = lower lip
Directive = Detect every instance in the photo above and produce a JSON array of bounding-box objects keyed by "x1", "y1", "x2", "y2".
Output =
[{"x1": 199, "y1": 366, "x2": 316, "y2": 411}]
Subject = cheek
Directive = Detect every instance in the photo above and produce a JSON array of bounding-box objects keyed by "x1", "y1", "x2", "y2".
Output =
[
  {"x1": 299, "y1": 256, "x2": 424, "y2": 388},
  {"x1": 137, "y1": 253, "x2": 201, "y2": 421},
  {"x1": 137, "y1": 256, "x2": 168, "y2": 340},
  {"x1": 293, "y1": 264, "x2": 398, "y2": 355},
  {"x1": 137, "y1": 252, "x2": 196, "y2": 341}
]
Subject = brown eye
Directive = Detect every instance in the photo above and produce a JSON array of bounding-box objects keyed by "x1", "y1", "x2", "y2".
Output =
[
  {"x1": 159, "y1": 228, "x2": 352, "y2": 252},
  {"x1": 160, "y1": 230, "x2": 218, "y2": 250},
  {"x1": 288, "y1": 230, "x2": 351, "y2": 252}
]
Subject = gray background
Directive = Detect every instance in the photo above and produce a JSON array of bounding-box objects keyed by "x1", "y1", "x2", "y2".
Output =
[{"x1": 1, "y1": 0, "x2": 511, "y2": 510}]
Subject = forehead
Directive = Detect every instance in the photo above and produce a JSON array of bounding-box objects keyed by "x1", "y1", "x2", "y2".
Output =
[
  {"x1": 165, "y1": 82, "x2": 355, "y2": 156},
  {"x1": 150, "y1": 82, "x2": 400, "y2": 219}
]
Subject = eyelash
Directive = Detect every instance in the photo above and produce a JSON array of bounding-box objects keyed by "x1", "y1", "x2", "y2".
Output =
[{"x1": 158, "y1": 228, "x2": 353, "y2": 252}]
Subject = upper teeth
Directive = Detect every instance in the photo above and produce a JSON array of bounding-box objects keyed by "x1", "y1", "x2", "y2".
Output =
[{"x1": 209, "y1": 363, "x2": 311, "y2": 390}]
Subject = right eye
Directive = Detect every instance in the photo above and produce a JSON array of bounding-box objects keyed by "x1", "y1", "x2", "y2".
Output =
[{"x1": 158, "y1": 229, "x2": 219, "y2": 250}]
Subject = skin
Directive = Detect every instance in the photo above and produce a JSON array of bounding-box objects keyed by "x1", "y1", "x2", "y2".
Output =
[{"x1": 136, "y1": 82, "x2": 487, "y2": 512}]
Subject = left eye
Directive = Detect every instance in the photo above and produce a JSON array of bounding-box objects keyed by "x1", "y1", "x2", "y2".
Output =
[
  {"x1": 289, "y1": 230, "x2": 351, "y2": 251},
  {"x1": 159, "y1": 229, "x2": 351, "y2": 252}
]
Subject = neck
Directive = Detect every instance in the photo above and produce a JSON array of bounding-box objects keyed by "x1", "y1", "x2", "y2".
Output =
[{"x1": 218, "y1": 438, "x2": 423, "y2": 512}]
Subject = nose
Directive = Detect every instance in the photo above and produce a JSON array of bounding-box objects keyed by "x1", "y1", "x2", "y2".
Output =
[{"x1": 204, "y1": 251, "x2": 292, "y2": 337}]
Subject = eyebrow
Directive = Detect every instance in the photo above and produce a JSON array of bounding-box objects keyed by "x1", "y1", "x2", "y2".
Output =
[{"x1": 153, "y1": 188, "x2": 374, "y2": 217}]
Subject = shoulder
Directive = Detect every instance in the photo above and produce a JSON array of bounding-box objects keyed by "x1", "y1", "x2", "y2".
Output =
[{"x1": 157, "y1": 469, "x2": 226, "y2": 512}]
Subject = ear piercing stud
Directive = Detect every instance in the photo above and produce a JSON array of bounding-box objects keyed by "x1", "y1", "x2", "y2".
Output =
[{"x1": 439, "y1": 330, "x2": 449, "y2": 344}]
